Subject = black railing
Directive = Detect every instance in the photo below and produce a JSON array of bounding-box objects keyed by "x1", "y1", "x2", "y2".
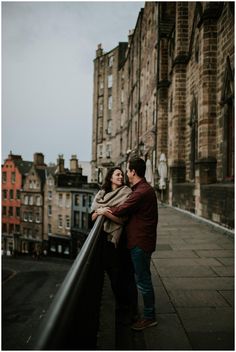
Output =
[{"x1": 33, "y1": 216, "x2": 105, "y2": 350}]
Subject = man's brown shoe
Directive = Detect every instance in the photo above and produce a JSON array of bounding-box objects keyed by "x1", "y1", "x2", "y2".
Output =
[{"x1": 131, "y1": 318, "x2": 157, "y2": 331}]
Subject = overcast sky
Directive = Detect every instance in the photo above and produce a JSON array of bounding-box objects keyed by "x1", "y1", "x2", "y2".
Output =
[{"x1": 2, "y1": 1, "x2": 144, "y2": 166}]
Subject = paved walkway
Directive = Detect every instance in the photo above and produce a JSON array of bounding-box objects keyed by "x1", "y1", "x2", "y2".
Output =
[{"x1": 99, "y1": 205, "x2": 234, "y2": 350}]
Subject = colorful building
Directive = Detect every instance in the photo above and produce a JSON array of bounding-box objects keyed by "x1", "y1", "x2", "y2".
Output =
[{"x1": 2, "y1": 152, "x2": 32, "y2": 254}]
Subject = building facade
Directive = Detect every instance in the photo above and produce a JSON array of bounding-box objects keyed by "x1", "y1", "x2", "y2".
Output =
[
  {"x1": 20, "y1": 153, "x2": 46, "y2": 255},
  {"x1": 2, "y1": 152, "x2": 32, "y2": 255},
  {"x1": 43, "y1": 155, "x2": 98, "y2": 257},
  {"x1": 91, "y1": 2, "x2": 234, "y2": 229},
  {"x1": 2, "y1": 152, "x2": 97, "y2": 257}
]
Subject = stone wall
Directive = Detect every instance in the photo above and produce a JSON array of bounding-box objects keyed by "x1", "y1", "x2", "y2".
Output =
[{"x1": 91, "y1": 2, "x2": 234, "y2": 229}]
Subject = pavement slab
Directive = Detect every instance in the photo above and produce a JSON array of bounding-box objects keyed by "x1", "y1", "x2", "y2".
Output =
[
  {"x1": 168, "y1": 289, "x2": 230, "y2": 307},
  {"x1": 219, "y1": 290, "x2": 234, "y2": 306},
  {"x1": 176, "y1": 307, "x2": 234, "y2": 332},
  {"x1": 99, "y1": 205, "x2": 234, "y2": 350},
  {"x1": 152, "y1": 250, "x2": 199, "y2": 259},
  {"x1": 162, "y1": 277, "x2": 234, "y2": 290},
  {"x1": 195, "y1": 249, "x2": 234, "y2": 257},
  {"x1": 157, "y1": 265, "x2": 217, "y2": 277},
  {"x1": 210, "y1": 265, "x2": 234, "y2": 277},
  {"x1": 143, "y1": 313, "x2": 192, "y2": 350}
]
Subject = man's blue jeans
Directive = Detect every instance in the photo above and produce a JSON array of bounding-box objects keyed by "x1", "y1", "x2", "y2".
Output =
[{"x1": 130, "y1": 246, "x2": 155, "y2": 319}]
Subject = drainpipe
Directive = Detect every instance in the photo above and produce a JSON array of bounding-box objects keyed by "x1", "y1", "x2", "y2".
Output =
[{"x1": 137, "y1": 11, "x2": 142, "y2": 155}]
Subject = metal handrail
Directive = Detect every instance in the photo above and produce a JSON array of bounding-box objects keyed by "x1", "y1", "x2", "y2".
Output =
[{"x1": 32, "y1": 215, "x2": 105, "y2": 350}]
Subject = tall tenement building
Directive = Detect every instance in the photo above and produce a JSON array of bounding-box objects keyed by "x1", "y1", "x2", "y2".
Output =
[
  {"x1": 91, "y1": 2, "x2": 234, "y2": 229},
  {"x1": 2, "y1": 152, "x2": 98, "y2": 257}
]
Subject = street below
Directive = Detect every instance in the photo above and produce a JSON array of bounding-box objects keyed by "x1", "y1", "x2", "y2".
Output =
[{"x1": 2, "y1": 255, "x2": 73, "y2": 350}]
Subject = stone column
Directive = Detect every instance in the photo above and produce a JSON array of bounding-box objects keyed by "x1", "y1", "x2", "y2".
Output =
[
  {"x1": 169, "y1": 3, "x2": 188, "y2": 187},
  {"x1": 195, "y1": 3, "x2": 222, "y2": 215}
]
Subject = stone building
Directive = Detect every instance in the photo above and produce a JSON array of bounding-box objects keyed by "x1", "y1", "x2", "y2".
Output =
[
  {"x1": 91, "y1": 2, "x2": 234, "y2": 229},
  {"x1": 43, "y1": 155, "x2": 98, "y2": 257},
  {"x1": 20, "y1": 153, "x2": 47, "y2": 255}
]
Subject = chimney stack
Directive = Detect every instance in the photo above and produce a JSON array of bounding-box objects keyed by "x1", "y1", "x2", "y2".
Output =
[
  {"x1": 8, "y1": 151, "x2": 22, "y2": 161},
  {"x1": 96, "y1": 43, "x2": 103, "y2": 57},
  {"x1": 33, "y1": 153, "x2": 46, "y2": 168},
  {"x1": 57, "y1": 154, "x2": 65, "y2": 174},
  {"x1": 70, "y1": 154, "x2": 79, "y2": 173}
]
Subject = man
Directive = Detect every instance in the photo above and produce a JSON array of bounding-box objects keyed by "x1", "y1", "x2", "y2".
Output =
[{"x1": 102, "y1": 157, "x2": 158, "y2": 331}]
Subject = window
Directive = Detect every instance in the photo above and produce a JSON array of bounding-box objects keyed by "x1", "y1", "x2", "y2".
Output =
[
  {"x1": 58, "y1": 193, "x2": 63, "y2": 207},
  {"x1": 99, "y1": 99, "x2": 103, "y2": 117},
  {"x1": 81, "y1": 212, "x2": 87, "y2": 229},
  {"x1": 16, "y1": 207, "x2": 20, "y2": 217},
  {"x1": 2, "y1": 172, "x2": 6, "y2": 183},
  {"x1": 98, "y1": 144, "x2": 103, "y2": 158},
  {"x1": 48, "y1": 191, "x2": 52, "y2": 200},
  {"x1": 48, "y1": 177, "x2": 53, "y2": 186},
  {"x1": 2, "y1": 206, "x2": 7, "y2": 216},
  {"x1": 108, "y1": 74, "x2": 112, "y2": 88},
  {"x1": 48, "y1": 223, "x2": 52, "y2": 234},
  {"x1": 28, "y1": 212, "x2": 33, "y2": 222},
  {"x1": 82, "y1": 195, "x2": 87, "y2": 207},
  {"x1": 36, "y1": 196, "x2": 41, "y2": 206},
  {"x1": 29, "y1": 195, "x2": 34, "y2": 205},
  {"x1": 74, "y1": 211, "x2": 80, "y2": 228},
  {"x1": 9, "y1": 207, "x2": 13, "y2": 216},
  {"x1": 108, "y1": 55, "x2": 113, "y2": 67},
  {"x1": 66, "y1": 216, "x2": 70, "y2": 229},
  {"x1": 2, "y1": 190, "x2": 7, "y2": 200},
  {"x1": 29, "y1": 180, "x2": 33, "y2": 189},
  {"x1": 24, "y1": 212, "x2": 28, "y2": 221},
  {"x1": 24, "y1": 195, "x2": 29, "y2": 205},
  {"x1": 99, "y1": 75, "x2": 104, "y2": 90},
  {"x1": 87, "y1": 195, "x2": 92, "y2": 208},
  {"x1": 221, "y1": 57, "x2": 234, "y2": 179},
  {"x1": 106, "y1": 143, "x2": 112, "y2": 158},
  {"x1": 58, "y1": 215, "x2": 63, "y2": 228},
  {"x1": 98, "y1": 119, "x2": 103, "y2": 141},
  {"x1": 10, "y1": 190, "x2": 14, "y2": 199},
  {"x1": 108, "y1": 96, "x2": 112, "y2": 110},
  {"x1": 35, "y1": 213, "x2": 40, "y2": 223},
  {"x1": 66, "y1": 194, "x2": 70, "y2": 208},
  {"x1": 48, "y1": 205, "x2": 52, "y2": 216},
  {"x1": 11, "y1": 172, "x2": 16, "y2": 183},
  {"x1": 107, "y1": 120, "x2": 112, "y2": 135},
  {"x1": 15, "y1": 224, "x2": 20, "y2": 233},
  {"x1": 16, "y1": 190, "x2": 20, "y2": 199},
  {"x1": 9, "y1": 224, "x2": 14, "y2": 234},
  {"x1": 75, "y1": 194, "x2": 80, "y2": 206}
]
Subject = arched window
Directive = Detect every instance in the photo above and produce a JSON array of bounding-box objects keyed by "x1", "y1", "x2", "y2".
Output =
[{"x1": 220, "y1": 57, "x2": 234, "y2": 180}]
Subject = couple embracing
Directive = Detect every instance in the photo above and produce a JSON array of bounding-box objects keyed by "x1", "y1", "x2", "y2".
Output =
[{"x1": 91, "y1": 157, "x2": 158, "y2": 331}]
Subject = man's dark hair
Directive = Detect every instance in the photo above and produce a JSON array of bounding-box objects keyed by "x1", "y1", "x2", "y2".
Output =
[{"x1": 128, "y1": 157, "x2": 146, "y2": 177}]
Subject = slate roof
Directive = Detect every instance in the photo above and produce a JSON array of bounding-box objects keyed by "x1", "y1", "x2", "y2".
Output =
[{"x1": 14, "y1": 160, "x2": 33, "y2": 175}]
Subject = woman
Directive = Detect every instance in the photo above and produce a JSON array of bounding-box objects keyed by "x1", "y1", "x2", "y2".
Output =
[{"x1": 91, "y1": 167, "x2": 137, "y2": 313}]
